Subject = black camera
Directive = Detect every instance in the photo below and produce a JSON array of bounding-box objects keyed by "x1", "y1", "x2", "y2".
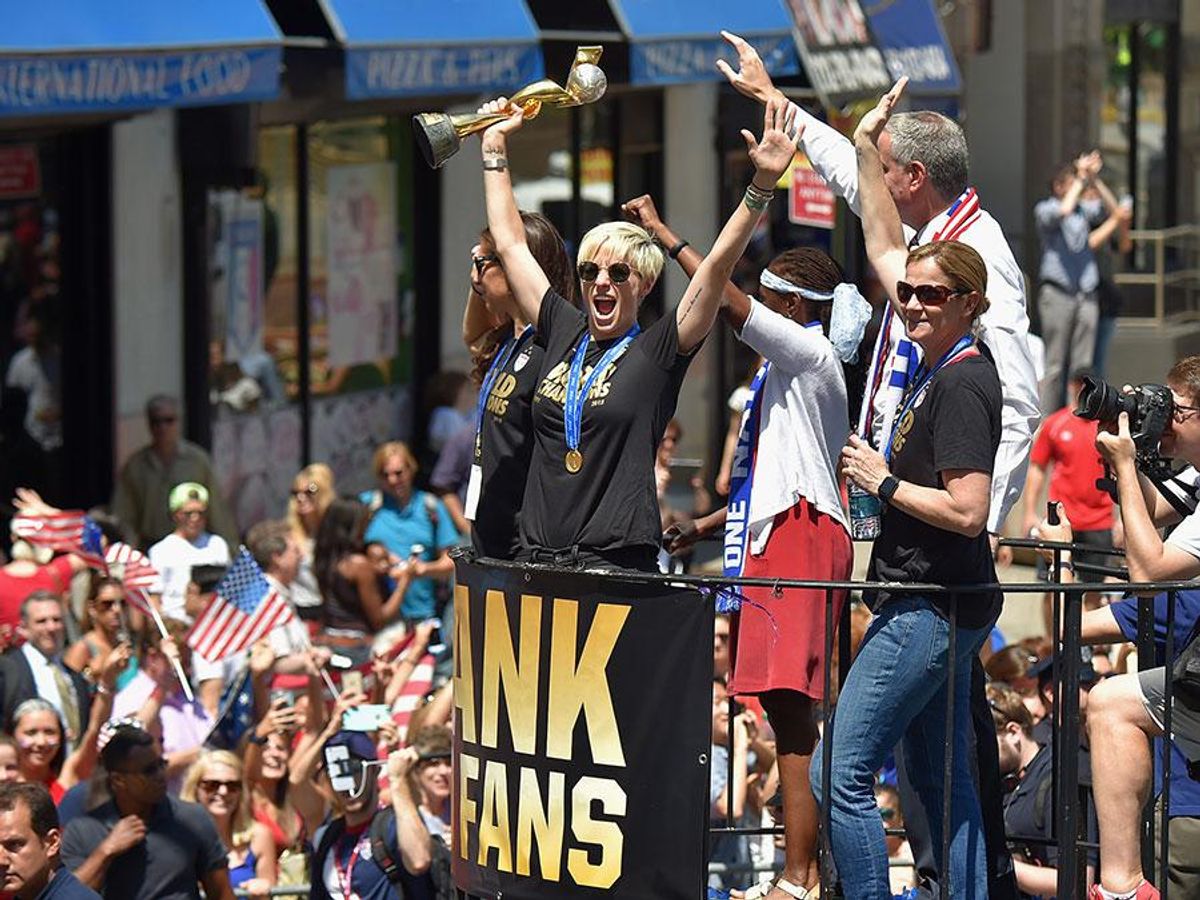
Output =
[{"x1": 1074, "y1": 376, "x2": 1174, "y2": 465}]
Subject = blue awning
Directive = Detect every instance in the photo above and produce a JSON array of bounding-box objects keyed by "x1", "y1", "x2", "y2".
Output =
[
  {"x1": 325, "y1": 0, "x2": 545, "y2": 100},
  {"x1": 862, "y1": 0, "x2": 961, "y2": 95},
  {"x1": 609, "y1": 0, "x2": 800, "y2": 86},
  {"x1": 0, "y1": 0, "x2": 283, "y2": 117}
]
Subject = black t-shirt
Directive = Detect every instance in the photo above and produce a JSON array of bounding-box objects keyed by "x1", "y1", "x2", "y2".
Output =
[
  {"x1": 472, "y1": 328, "x2": 545, "y2": 559},
  {"x1": 869, "y1": 354, "x2": 1003, "y2": 629},
  {"x1": 60, "y1": 797, "x2": 227, "y2": 900},
  {"x1": 1003, "y1": 743, "x2": 1098, "y2": 874},
  {"x1": 520, "y1": 287, "x2": 696, "y2": 557}
]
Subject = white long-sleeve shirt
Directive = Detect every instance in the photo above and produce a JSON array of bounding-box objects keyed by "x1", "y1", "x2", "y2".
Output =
[
  {"x1": 792, "y1": 105, "x2": 1041, "y2": 533},
  {"x1": 737, "y1": 303, "x2": 850, "y2": 552}
]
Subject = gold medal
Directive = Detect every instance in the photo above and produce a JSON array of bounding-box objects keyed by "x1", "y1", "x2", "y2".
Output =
[{"x1": 565, "y1": 449, "x2": 583, "y2": 473}]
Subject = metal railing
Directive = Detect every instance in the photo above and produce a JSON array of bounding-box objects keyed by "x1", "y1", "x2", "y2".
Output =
[
  {"x1": 1113, "y1": 224, "x2": 1200, "y2": 323},
  {"x1": 525, "y1": 540, "x2": 1188, "y2": 899}
]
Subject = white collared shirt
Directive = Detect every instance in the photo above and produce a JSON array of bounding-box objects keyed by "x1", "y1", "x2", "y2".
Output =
[
  {"x1": 791, "y1": 104, "x2": 1042, "y2": 532},
  {"x1": 20, "y1": 641, "x2": 74, "y2": 724}
]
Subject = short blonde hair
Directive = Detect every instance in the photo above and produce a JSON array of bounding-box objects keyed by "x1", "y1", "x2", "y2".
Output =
[{"x1": 577, "y1": 222, "x2": 665, "y2": 288}]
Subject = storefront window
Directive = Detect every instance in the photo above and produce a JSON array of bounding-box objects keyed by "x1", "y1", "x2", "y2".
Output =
[
  {"x1": 0, "y1": 142, "x2": 64, "y2": 505},
  {"x1": 306, "y1": 117, "x2": 415, "y2": 496},
  {"x1": 208, "y1": 125, "x2": 303, "y2": 531},
  {"x1": 508, "y1": 107, "x2": 574, "y2": 247},
  {"x1": 1102, "y1": 23, "x2": 1169, "y2": 231}
]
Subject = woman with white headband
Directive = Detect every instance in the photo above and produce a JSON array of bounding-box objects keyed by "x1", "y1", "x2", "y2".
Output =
[{"x1": 632, "y1": 196, "x2": 870, "y2": 900}]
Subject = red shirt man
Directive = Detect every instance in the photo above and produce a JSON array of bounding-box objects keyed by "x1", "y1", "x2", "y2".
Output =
[{"x1": 1023, "y1": 370, "x2": 1114, "y2": 550}]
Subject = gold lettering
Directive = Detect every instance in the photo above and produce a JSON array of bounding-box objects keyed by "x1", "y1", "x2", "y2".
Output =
[
  {"x1": 546, "y1": 600, "x2": 628, "y2": 766},
  {"x1": 453, "y1": 585, "x2": 476, "y2": 743},
  {"x1": 477, "y1": 760, "x2": 513, "y2": 872},
  {"x1": 481, "y1": 591, "x2": 542, "y2": 754},
  {"x1": 457, "y1": 753, "x2": 479, "y2": 860},
  {"x1": 494, "y1": 372, "x2": 518, "y2": 398},
  {"x1": 567, "y1": 777, "x2": 626, "y2": 888},
  {"x1": 515, "y1": 768, "x2": 565, "y2": 880}
]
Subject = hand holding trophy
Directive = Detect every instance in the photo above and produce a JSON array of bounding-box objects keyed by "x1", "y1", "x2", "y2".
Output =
[{"x1": 413, "y1": 46, "x2": 607, "y2": 169}]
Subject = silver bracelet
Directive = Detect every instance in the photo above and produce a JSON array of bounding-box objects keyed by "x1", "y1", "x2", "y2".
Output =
[{"x1": 483, "y1": 157, "x2": 508, "y2": 172}]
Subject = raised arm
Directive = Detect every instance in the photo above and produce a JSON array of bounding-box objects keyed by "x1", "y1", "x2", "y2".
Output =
[
  {"x1": 718, "y1": 31, "x2": 861, "y2": 213},
  {"x1": 477, "y1": 102, "x2": 551, "y2": 325},
  {"x1": 852, "y1": 78, "x2": 911, "y2": 312},
  {"x1": 620, "y1": 195, "x2": 748, "y2": 323},
  {"x1": 675, "y1": 99, "x2": 798, "y2": 353}
]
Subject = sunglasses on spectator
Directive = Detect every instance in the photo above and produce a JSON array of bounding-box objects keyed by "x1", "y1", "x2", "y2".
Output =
[
  {"x1": 578, "y1": 261, "x2": 635, "y2": 285},
  {"x1": 179, "y1": 510, "x2": 206, "y2": 520},
  {"x1": 123, "y1": 758, "x2": 167, "y2": 778},
  {"x1": 95, "y1": 599, "x2": 122, "y2": 611},
  {"x1": 291, "y1": 483, "x2": 320, "y2": 498},
  {"x1": 472, "y1": 253, "x2": 499, "y2": 276},
  {"x1": 199, "y1": 779, "x2": 242, "y2": 794},
  {"x1": 896, "y1": 281, "x2": 970, "y2": 306},
  {"x1": 879, "y1": 806, "x2": 897, "y2": 822},
  {"x1": 149, "y1": 415, "x2": 177, "y2": 427}
]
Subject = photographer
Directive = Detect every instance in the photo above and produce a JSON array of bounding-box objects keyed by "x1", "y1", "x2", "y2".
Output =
[{"x1": 1079, "y1": 356, "x2": 1200, "y2": 900}]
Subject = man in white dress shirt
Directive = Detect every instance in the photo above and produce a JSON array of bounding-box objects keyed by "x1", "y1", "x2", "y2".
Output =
[
  {"x1": 720, "y1": 35, "x2": 1032, "y2": 900},
  {"x1": 0, "y1": 592, "x2": 91, "y2": 749},
  {"x1": 719, "y1": 32, "x2": 1040, "y2": 539}
]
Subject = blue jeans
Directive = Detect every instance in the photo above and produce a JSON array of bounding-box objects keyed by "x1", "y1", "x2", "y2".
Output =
[{"x1": 811, "y1": 597, "x2": 992, "y2": 899}]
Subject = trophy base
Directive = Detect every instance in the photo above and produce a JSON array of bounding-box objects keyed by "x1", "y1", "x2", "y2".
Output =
[{"x1": 412, "y1": 113, "x2": 461, "y2": 169}]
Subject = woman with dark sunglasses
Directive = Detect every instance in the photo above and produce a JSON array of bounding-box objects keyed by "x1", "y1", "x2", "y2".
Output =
[
  {"x1": 476, "y1": 97, "x2": 800, "y2": 570},
  {"x1": 812, "y1": 83, "x2": 1003, "y2": 899},
  {"x1": 460, "y1": 212, "x2": 575, "y2": 559},
  {"x1": 64, "y1": 576, "x2": 139, "y2": 691}
]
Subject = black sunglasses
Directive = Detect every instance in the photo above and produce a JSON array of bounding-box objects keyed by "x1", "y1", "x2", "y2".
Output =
[
  {"x1": 472, "y1": 253, "x2": 499, "y2": 276},
  {"x1": 149, "y1": 415, "x2": 177, "y2": 427},
  {"x1": 896, "y1": 281, "x2": 969, "y2": 306},
  {"x1": 578, "y1": 261, "x2": 634, "y2": 285}
]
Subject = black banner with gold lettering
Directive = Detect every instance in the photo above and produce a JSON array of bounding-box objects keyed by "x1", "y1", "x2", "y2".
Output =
[{"x1": 451, "y1": 556, "x2": 713, "y2": 899}]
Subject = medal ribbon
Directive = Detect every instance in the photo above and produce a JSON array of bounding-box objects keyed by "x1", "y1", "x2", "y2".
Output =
[
  {"x1": 884, "y1": 334, "x2": 979, "y2": 463},
  {"x1": 475, "y1": 325, "x2": 534, "y2": 460},
  {"x1": 564, "y1": 323, "x2": 641, "y2": 454}
]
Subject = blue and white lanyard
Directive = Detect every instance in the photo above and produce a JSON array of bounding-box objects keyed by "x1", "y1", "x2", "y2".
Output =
[
  {"x1": 474, "y1": 325, "x2": 533, "y2": 458},
  {"x1": 563, "y1": 324, "x2": 641, "y2": 452}
]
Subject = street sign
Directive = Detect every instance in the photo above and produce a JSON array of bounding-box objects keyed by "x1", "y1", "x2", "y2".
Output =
[
  {"x1": 0, "y1": 145, "x2": 39, "y2": 199},
  {"x1": 789, "y1": 160, "x2": 835, "y2": 229}
]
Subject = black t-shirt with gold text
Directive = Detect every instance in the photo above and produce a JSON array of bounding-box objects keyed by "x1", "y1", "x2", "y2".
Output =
[
  {"x1": 521, "y1": 288, "x2": 696, "y2": 557},
  {"x1": 868, "y1": 354, "x2": 1003, "y2": 629},
  {"x1": 473, "y1": 330, "x2": 545, "y2": 559}
]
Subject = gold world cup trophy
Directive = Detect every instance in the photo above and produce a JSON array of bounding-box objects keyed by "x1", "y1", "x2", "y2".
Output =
[{"x1": 413, "y1": 46, "x2": 607, "y2": 169}]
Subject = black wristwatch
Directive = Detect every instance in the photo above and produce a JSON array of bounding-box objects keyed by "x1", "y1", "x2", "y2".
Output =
[{"x1": 878, "y1": 475, "x2": 900, "y2": 506}]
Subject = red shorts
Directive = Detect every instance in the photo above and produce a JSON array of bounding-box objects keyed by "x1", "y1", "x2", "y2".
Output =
[{"x1": 728, "y1": 498, "x2": 852, "y2": 700}]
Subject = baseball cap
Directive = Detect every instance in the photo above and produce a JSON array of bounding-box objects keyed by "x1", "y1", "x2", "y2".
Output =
[
  {"x1": 1032, "y1": 650, "x2": 1098, "y2": 686},
  {"x1": 325, "y1": 730, "x2": 378, "y2": 762},
  {"x1": 169, "y1": 482, "x2": 209, "y2": 513}
]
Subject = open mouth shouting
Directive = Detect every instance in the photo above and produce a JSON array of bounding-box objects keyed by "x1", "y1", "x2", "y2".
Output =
[{"x1": 592, "y1": 295, "x2": 618, "y2": 322}]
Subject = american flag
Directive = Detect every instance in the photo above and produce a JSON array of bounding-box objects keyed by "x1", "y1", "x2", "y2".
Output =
[
  {"x1": 103, "y1": 542, "x2": 159, "y2": 615},
  {"x1": 11, "y1": 511, "x2": 106, "y2": 570},
  {"x1": 188, "y1": 548, "x2": 293, "y2": 662}
]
